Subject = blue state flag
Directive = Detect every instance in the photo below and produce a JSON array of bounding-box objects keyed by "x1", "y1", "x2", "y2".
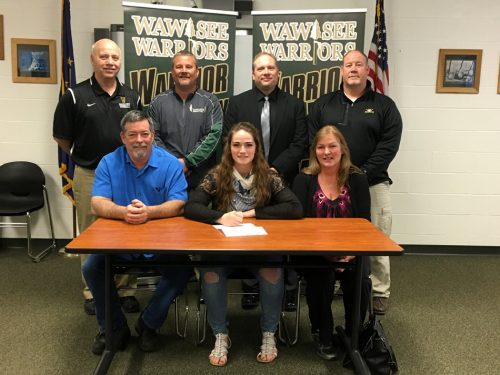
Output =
[{"x1": 58, "y1": 0, "x2": 76, "y2": 204}]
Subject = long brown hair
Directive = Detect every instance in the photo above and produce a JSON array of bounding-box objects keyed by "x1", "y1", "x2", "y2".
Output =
[
  {"x1": 304, "y1": 125, "x2": 359, "y2": 189},
  {"x1": 215, "y1": 122, "x2": 272, "y2": 211}
]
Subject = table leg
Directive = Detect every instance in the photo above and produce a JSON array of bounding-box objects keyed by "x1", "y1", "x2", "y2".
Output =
[
  {"x1": 350, "y1": 256, "x2": 363, "y2": 347},
  {"x1": 94, "y1": 350, "x2": 114, "y2": 375},
  {"x1": 337, "y1": 256, "x2": 371, "y2": 375},
  {"x1": 93, "y1": 254, "x2": 115, "y2": 375}
]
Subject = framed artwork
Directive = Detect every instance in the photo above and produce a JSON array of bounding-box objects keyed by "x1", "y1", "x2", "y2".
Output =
[
  {"x1": 11, "y1": 38, "x2": 57, "y2": 84},
  {"x1": 0, "y1": 15, "x2": 4, "y2": 60},
  {"x1": 436, "y1": 49, "x2": 482, "y2": 94}
]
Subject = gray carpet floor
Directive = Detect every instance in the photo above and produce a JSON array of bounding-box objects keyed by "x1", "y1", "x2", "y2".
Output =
[{"x1": 1, "y1": 244, "x2": 499, "y2": 375}]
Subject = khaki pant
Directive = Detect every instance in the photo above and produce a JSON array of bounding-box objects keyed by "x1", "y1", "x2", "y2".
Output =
[
  {"x1": 369, "y1": 182, "x2": 392, "y2": 298},
  {"x1": 73, "y1": 165, "x2": 137, "y2": 299}
]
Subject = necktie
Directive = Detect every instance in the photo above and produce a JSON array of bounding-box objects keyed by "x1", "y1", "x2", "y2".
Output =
[{"x1": 261, "y1": 96, "x2": 270, "y2": 160}]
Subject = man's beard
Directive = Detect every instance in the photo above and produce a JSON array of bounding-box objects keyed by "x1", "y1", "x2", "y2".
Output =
[{"x1": 132, "y1": 143, "x2": 148, "y2": 159}]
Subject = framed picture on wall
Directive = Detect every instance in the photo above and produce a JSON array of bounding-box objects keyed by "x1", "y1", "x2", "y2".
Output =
[
  {"x1": 436, "y1": 49, "x2": 482, "y2": 94},
  {"x1": 11, "y1": 38, "x2": 57, "y2": 84}
]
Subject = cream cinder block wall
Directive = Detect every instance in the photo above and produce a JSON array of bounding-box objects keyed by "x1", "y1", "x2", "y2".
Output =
[
  {"x1": 0, "y1": 0, "x2": 499, "y2": 246},
  {"x1": 0, "y1": 0, "x2": 187, "y2": 239},
  {"x1": 386, "y1": 0, "x2": 500, "y2": 246}
]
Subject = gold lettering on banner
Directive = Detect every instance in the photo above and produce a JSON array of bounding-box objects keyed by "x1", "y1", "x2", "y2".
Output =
[
  {"x1": 130, "y1": 14, "x2": 230, "y2": 61},
  {"x1": 258, "y1": 19, "x2": 358, "y2": 62},
  {"x1": 129, "y1": 64, "x2": 229, "y2": 105},
  {"x1": 195, "y1": 20, "x2": 229, "y2": 40},
  {"x1": 280, "y1": 66, "x2": 342, "y2": 108},
  {"x1": 259, "y1": 21, "x2": 357, "y2": 42},
  {"x1": 131, "y1": 16, "x2": 189, "y2": 37},
  {"x1": 259, "y1": 41, "x2": 356, "y2": 62}
]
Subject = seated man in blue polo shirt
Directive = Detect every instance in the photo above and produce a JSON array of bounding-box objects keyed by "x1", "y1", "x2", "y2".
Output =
[{"x1": 82, "y1": 110, "x2": 193, "y2": 355}]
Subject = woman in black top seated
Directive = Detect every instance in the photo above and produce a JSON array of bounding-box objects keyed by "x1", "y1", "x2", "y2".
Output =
[
  {"x1": 185, "y1": 122, "x2": 302, "y2": 367},
  {"x1": 292, "y1": 125, "x2": 371, "y2": 361}
]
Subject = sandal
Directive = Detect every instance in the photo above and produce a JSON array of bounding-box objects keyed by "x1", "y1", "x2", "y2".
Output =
[
  {"x1": 256, "y1": 331, "x2": 278, "y2": 363},
  {"x1": 209, "y1": 333, "x2": 231, "y2": 367}
]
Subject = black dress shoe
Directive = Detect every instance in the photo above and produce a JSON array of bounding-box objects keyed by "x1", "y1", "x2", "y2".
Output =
[
  {"x1": 135, "y1": 316, "x2": 160, "y2": 352},
  {"x1": 84, "y1": 298, "x2": 96, "y2": 315},
  {"x1": 92, "y1": 324, "x2": 131, "y2": 355},
  {"x1": 120, "y1": 296, "x2": 140, "y2": 313},
  {"x1": 316, "y1": 343, "x2": 340, "y2": 361},
  {"x1": 241, "y1": 294, "x2": 259, "y2": 310}
]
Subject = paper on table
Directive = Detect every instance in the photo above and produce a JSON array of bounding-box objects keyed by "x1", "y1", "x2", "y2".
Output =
[{"x1": 213, "y1": 223, "x2": 268, "y2": 237}]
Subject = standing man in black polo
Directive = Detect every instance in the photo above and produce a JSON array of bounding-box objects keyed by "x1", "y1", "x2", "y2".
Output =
[
  {"x1": 224, "y1": 52, "x2": 308, "y2": 309},
  {"x1": 53, "y1": 38, "x2": 142, "y2": 315},
  {"x1": 308, "y1": 50, "x2": 403, "y2": 315}
]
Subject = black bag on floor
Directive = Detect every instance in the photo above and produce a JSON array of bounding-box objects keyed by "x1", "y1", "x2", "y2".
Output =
[
  {"x1": 343, "y1": 314, "x2": 398, "y2": 375},
  {"x1": 359, "y1": 314, "x2": 398, "y2": 375},
  {"x1": 341, "y1": 275, "x2": 398, "y2": 374}
]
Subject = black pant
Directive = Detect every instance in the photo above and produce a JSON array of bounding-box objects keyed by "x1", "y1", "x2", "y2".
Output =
[{"x1": 299, "y1": 257, "x2": 371, "y2": 345}]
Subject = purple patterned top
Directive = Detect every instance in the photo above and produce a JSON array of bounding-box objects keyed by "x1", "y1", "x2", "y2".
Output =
[{"x1": 313, "y1": 182, "x2": 353, "y2": 218}]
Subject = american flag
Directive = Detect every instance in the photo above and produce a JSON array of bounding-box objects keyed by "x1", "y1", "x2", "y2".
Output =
[{"x1": 368, "y1": 0, "x2": 389, "y2": 94}]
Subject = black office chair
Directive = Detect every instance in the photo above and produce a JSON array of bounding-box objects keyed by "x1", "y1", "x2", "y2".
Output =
[{"x1": 0, "y1": 161, "x2": 56, "y2": 262}]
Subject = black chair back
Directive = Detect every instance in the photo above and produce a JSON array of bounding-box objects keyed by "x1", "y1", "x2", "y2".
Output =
[{"x1": 0, "y1": 161, "x2": 46, "y2": 215}]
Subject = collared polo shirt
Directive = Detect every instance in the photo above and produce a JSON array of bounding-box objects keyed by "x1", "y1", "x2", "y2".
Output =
[
  {"x1": 92, "y1": 145, "x2": 187, "y2": 206},
  {"x1": 53, "y1": 74, "x2": 142, "y2": 169}
]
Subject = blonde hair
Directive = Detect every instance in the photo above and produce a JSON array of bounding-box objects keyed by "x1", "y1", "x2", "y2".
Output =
[{"x1": 304, "y1": 125, "x2": 359, "y2": 188}]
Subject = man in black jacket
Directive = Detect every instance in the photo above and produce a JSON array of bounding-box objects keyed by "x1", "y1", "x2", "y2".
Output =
[
  {"x1": 224, "y1": 52, "x2": 308, "y2": 185},
  {"x1": 224, "y1": 52, "x2": 308, "y2": 309},
  {"x1": 308, "y1": 50, "x2": 403, "y2": 315}
]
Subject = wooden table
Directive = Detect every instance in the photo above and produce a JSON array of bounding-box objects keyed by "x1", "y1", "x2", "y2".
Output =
[{"x1": 67, "y1": 217, "x2": 403, "y2": 375}]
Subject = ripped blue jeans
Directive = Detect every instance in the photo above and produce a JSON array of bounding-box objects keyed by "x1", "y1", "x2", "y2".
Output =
[{"x1": 200, "y1": 255, "x2": 284, "y2": 335}]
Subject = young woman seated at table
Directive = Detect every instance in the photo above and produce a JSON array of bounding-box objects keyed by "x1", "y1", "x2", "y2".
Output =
[
  {"x1": 292, "y1": 125, "x2": 371, "y2": 361},
  {"x1": 184, "y1": 122, "x2": 302, "y2": 367}
]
